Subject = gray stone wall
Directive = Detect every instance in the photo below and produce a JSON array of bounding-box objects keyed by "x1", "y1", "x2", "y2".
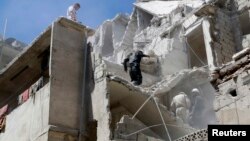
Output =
[
  {"x1": 49, "y1": 21, "x2": 86, "y2": 130},
  {"x1": 215, "y1": 70, "x2": 250, "y2": 124},
  {"x1": 235, "y1": 0, "x2": 250, "y2": 11},
  {"x1": 91, "y1": 53, "x2": 111, "y2": 141},
  {"x1": 0, "y1": 84, "x2": 50, "y2": 141},
  {"x1": 214, "y1": 9, "x2": 237, "y2": 65}
]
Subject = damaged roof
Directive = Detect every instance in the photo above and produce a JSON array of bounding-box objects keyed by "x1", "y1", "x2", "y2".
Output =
[{"x1": 134, "y1": 0, "x2": 204, "y2": 16}]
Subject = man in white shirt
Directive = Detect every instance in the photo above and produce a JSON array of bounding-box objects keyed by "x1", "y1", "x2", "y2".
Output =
[
  {"x1": 67, "y1": 3, "x2": 81, "y2": 22},
  {"x1": 170, "y1": 92, "x2": 191, "y2": 123}
]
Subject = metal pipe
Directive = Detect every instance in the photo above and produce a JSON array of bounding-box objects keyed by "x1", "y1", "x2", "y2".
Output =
[
  {"x1": 132, "y1": 92, "x2": 154, "y2": 119},
  {"x1": 78, "y1": 31, "x2": 89, "y2": 141},
  {"x1": 154, "y1": 98, "x2": 172, "y2": 141}
]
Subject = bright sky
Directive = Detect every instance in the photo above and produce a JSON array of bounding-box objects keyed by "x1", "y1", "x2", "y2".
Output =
[{"x1": 0, "y1": 0, "x2": 134, "y2": 44}]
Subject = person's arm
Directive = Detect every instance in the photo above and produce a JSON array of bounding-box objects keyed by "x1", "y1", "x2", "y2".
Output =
[
  {"x1": 122, "y1": 57, "x2": 129, "y2": 72},
  {"x1": 142, "y1": 54, "x2": 150, "y2": 58},
  {"x1": 170, "y1": 100, "x2": 176, "y2": 115},
  {"x1": 185, "y1": 95, "x2": 191, "y2": 110},
  {"x1": 122, "y1": 53, "x2": 132, "y2": 72},
  {"x1": 189, "y1": 97, "x2": 198, "y2": 117},
  {"x1": 72, "y1": 10, "x2": 77, "y2": 21}
]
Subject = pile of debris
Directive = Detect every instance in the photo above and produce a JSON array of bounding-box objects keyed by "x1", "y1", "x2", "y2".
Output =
[{"x1": 211, "y1": 48, "x2": 250, "y2": 89}]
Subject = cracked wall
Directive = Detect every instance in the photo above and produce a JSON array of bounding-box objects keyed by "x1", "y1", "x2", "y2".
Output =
[
  {"x1": 3, "y1": 0, "x2": 250, "y2": 141},
  {"x1": 214, "y1": 9, "x2": 237, "y2": 65},
  {"x1": 212, "y1": 48, "x2": 250, "y2": 124}
]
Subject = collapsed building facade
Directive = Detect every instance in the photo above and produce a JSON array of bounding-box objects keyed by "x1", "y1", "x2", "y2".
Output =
[
  {"x1": 1, "y1": 0, "x2": 250, "y2": 141},
  {"x1": 0, "y1": 36, "x2": 26, "y2": 69}
]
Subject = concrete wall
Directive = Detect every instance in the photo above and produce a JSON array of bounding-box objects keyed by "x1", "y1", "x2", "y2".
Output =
[
  {"x1": 112, "y1": 15, "x2": 129, "y2": 50},
  {"x1": 91, "y1": 54, "x2": 111, "y2": 141},
  {"x1": 242, "y1": 34, "x2": 250, "y2": 48},
  {"x1": 0, "y1": 18, "x2": 90, "y2": 141},
  {"x1": 215, "y1": 70, "x2": 250, "y2": 124},
  {"x1": 235, "y1": 0, "x2": 250, "y2": 11},
  {"x1": 100, "y1": 21, "x2": 114, "y2": 57},
  {"x1": 0, "y1": 84, "x2": 50, "y2": 141},
  {"x1": 157, "y1": 27, "x2": 189, "y2": 76},
  {"x1": 239, "y1": 10, "x2": 250, "y2": 36},
  {"x1": 49, "y1": 21, "x2": 86, "y2": 131},
  {"x1": 48, "y1": 131, "x2": 77, "y2": 141},
  {"x1": 134, "y1": 23, "x2": 189, "y2": 76},
  {"x1": 214, "y1": 9, "x2": 237, "y2": 65},
  {"x1": 239, "y1": 10, "x2": 250, "y2": 49},
  {"x1": 137, "y1": 9, "x2": 153, "y2": 32},
  {"x1": 92, "y1": 14, "x2": 129, "y2": 62},
  {"x1": 114, "y1": 10, "x2": 138, "y2": 64}
]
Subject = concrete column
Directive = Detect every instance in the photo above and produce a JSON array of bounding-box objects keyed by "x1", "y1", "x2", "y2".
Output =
[
  {"x1": 202, "y1": 18, "x2": 216, "y2": 70},
  {"x1": 49, "y1": 20, "x2": 87, "y2": 132}
]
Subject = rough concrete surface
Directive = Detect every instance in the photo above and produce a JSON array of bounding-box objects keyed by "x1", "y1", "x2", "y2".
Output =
[{"x1": 2, "y1": 0, "x2": 250, "y2": 141}]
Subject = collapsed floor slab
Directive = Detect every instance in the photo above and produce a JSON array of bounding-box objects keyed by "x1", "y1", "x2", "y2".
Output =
[{"x1": 91, "y1": 54, "x2": 216, "y2": 140}]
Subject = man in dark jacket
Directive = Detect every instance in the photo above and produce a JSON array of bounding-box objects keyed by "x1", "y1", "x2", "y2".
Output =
[{"x1": 123, "y1": 50, "x2": 150, "y2": 85}]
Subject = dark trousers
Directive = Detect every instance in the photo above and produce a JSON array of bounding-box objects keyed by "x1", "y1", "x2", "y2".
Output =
[{"x1": 129, "y1": 63, "x2": 142, "y2": 85}]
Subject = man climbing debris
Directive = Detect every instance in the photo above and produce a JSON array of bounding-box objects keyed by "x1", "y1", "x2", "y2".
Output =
[
  {"x1": 67, "y1": 3, "x2": 81, "y2": 22},
  {"x1": 170, "y1": 92, "x2": 191, "y2": 123},
  {"x1": 123, "y1": 50, "x2": 150, "y2": 86}
]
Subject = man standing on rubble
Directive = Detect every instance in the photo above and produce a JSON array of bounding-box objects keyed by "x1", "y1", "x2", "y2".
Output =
[
  {"x1": 122, "y1": 50, "x2": 150, "y2": 85},
  {"x1": 67, "y1": 3, "x2": 81, "y2": 22}
]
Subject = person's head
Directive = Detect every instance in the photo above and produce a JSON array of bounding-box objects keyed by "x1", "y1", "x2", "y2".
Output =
[
  {"x1": 74, "y1": 3, "x2": 81, "y2": 10},
  {"x1": 134, "y1": 50, "x2": 144, "y2": 57},
  {"x1": 191, "y1": 88, "x2": 200, "y2": 96}
]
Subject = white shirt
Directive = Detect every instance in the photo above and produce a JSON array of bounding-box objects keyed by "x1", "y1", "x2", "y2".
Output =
[{"x1": 67, "y1": 5, "x2": 77, "y2": 21}]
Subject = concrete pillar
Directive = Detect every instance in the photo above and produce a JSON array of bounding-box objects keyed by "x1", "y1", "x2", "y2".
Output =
[
  {"x1": 202, "y1": 18, "x2": 216, "y2": 70},
  {"x1": 49, "y1": 20, "x2": 87, "y2": 133}
]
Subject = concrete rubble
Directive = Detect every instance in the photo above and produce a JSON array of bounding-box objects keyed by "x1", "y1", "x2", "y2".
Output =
[
  {"x1": 211, "y1": 47, "x2": 250, "y2": 124},
  {"x1": 1, "y1": 0, "x2": 250, "y2": 141},
  {"x1": 89, "y1": 0, "x2": 250, "y2": 140}
]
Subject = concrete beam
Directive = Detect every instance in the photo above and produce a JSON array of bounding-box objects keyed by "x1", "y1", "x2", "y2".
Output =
[{"x1": 0, "y1": 27, "x2": 51, "y2": 96}]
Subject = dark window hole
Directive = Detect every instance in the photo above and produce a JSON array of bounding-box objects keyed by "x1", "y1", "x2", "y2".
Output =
[{"x1": 229, "y1": 89, "x2": 237, "y2": 97}]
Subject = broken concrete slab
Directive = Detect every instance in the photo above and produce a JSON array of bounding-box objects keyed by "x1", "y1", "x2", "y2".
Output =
[
  {"x1": 134, "y1": 0, "x2": 204, "y2": 17},
  {"x1": 107, "y1": 75, "x2": 194, "y2": 140}
]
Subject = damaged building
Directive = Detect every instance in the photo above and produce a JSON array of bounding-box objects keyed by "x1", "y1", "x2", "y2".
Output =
[
  {"x1": 0, "y1": 37, "x2": 26, "y2": 69},
  {"x1": 1, "y1": 0, "x2": 250, "y2": 141}
]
